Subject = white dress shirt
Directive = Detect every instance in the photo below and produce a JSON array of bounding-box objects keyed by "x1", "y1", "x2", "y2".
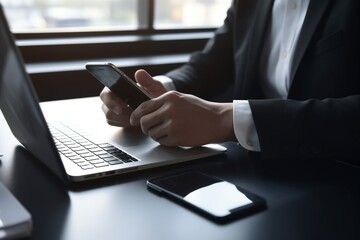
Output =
[
  {"x1": 156, "y1": 0, "x2": 310, "y2": 151},
  {"x1": 235, "y1": 0, "x2": 309, "y2": 151}
]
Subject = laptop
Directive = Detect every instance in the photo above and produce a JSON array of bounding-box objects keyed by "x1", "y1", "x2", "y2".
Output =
[{"x1": 0, "y1": 5, "x2": 226, "y2": 184}]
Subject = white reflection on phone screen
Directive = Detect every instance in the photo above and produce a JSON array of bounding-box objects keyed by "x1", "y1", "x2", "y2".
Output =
[{"x1": 184, "y1": 181, "x2": 252, "y2": 217}]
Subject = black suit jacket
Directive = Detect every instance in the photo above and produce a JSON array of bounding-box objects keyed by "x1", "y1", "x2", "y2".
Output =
[{"x1": 166, "y1": 0, "x2": 360, "y2": 166}]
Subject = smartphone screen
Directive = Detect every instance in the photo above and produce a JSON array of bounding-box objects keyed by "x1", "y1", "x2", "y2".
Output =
[
  {"x1": 147, "y1": 171, "x2": 266, "y2": 222},
  {"x1": 86, "y1": 62, "x2": 151, "y2": 109}
]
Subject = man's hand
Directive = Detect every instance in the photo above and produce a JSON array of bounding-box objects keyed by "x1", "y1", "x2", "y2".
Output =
[
  {"x1": 130, "y1": 91, "x2": 235, "y2": 147},
  {"x1": 100, "y1": 69, "x2": 167, "y2": 127}
]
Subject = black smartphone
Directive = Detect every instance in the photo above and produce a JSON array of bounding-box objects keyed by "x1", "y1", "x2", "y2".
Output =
[
  {"x1": 147, "y1": 171, "x2": 266, "y2": 223},
  {"x1": 86, "y1": 62, "x2": 151, "y2": 109}
]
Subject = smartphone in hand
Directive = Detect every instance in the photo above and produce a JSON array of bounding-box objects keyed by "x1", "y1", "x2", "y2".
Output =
[{"x1": 86, "y1": 62, "x2": 151, "y2": 109}]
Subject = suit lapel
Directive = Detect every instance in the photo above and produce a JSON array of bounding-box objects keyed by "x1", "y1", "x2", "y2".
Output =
[
  {"x1": 239, "y1": 0, "x2": 274, "y2": 99},
  {"x1": 289, "y1": 0, "x2": 331, "y2": 85}
]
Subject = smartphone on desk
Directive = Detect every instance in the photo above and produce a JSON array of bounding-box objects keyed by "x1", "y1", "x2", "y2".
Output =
[
  {"x1": 86, "y1": 62, "x2": 151, "y2": 109},
  {"x1": 147, "y1": 171, "x2": 266, "y2": 223}
]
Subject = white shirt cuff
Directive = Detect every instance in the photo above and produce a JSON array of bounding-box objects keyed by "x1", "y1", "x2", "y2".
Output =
[
  {"x1": 153, "y1": 75, "x2": 176, "y2": 91},
  {"x1": 233, "y1": 100, "x2": 261, "y2": 152}
]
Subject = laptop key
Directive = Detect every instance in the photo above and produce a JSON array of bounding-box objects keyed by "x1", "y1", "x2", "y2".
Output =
[
  {"x1": 79, "y1": 153, "x2": 95, "y2": 158},
  {"x1": 121, "y1": 158, "x2": 133, "y2": 163},
  {"x1": 77, "y1": 161, "x2": 91, "y2": 166},
  {"x1": 89, "y1": 147, "x2": 105, "y2": 153},
  {"x1": 69, "y1": 156, "x2": 82, "y2": 161},
  {"x1": 88, "y1": 159, "x2": 105, "y2": 164},
  {"x1": 97, "y1": 153, "x2": 113, "y2": 158},
  {"x1": 81, "y1": 165, "x2": 94, "y2": 170},
  {"x1": 73, "y1": 159, "x2": 86, "y2": 164},
  {"x1": 85, "y1": 156, "x2": 100, "y2": 161},
  {"x1": 84, "y1": 145, "x2": 99, "y2": 150},
  {"x1": 93, "y1": 162, "x2": 109, "y2": 168},
  {"x1": 97, "y1": 143, "x2": 113, "y2": 148},
  {"x1": 102, "y1": 146, "x2": 118, "y2": 151},
  {"x1": 108, "y1": 160, "x2": 123, "y2": 165},
  {"x1": 102, "y1": 156, "x2": 118, "y2": 162},
  {"x1": 94, "y1": 150, "x2": 108, "y2": 156}
]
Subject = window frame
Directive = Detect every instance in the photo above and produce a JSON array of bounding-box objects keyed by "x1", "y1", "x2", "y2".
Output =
[
  {"x1": 8, "y1": 0, "x2": 221, "y2": 101},
  {"x1": 13, "y1": 0, "x2": 219, "y2": 39}
]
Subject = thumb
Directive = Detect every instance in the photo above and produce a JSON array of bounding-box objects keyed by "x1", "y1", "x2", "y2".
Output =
[{"x1": 135, "y1": 69, "x2": 167, "y2": 97}]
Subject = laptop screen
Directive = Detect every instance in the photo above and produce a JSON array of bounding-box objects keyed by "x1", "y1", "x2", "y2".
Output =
[{"x1": 0, "y1": 5, "x2": 68, "y2": 182}]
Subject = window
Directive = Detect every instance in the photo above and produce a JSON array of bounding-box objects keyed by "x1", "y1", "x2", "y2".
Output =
[
  {"x1": 155, "y1": 0, "x2": 230, "y2": 29},
  {"x1": 1, "y1": 0, "x2": 231, "y2": 32},
  {"x1": 0, "y1": 0, "x2": 232, "y2": 101},
  {"x1": 1, "y1": 0, "x2": 138, "y2": 31}
]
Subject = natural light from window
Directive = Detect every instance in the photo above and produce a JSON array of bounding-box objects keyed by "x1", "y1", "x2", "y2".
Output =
[
  {"x1": 155, "y1": 0, "x2": 231, "y2": 29},
  {"x1": 1, "y1": 0, "x2": 231, "y2": 32}
]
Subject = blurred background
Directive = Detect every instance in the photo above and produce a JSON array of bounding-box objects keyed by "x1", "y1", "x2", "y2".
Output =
[{"x1": 1, "y1": 0, "x2": 231, "y2": 32}]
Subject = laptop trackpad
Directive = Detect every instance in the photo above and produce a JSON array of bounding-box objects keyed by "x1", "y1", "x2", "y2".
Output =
[{"x1": 109, "y1": 127, "x2": 226, "y2": 164}]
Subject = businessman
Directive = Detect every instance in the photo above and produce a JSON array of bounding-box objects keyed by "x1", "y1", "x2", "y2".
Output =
[{"x1": 100, "y1": 0, "x2": 359, "y2": 166}]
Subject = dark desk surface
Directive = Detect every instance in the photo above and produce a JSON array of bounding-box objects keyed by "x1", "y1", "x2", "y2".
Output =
[{"x1": 0, "y1": 111, "x2": 359, "y2": 240}]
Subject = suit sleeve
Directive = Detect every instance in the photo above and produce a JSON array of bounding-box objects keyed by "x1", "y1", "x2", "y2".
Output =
[{"x1": 249, "y1": 96, "x2": 360, "y2": 166}]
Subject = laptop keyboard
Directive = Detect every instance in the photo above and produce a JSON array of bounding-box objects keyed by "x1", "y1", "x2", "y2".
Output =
[{"x1": 48, "y1": 123, "x2": 139, "y2": 170}]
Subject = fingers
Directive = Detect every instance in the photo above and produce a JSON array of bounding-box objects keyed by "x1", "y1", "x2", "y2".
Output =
[
  {"x1": 146, "y1": 121, "x2": 179, "y2": 146},
  {"x1": 101, "y1": 103, "x2": 132, "y2": 127},
  {"x1": 100, "y1": 87, "x2": 133, "y2": 127},
  {"x1": 130, "y1": 98, "x2": 164, "y2": 127},
  {"x1": 130, "y1": 91, "x2": 182, "y2": 144},
  {"x1": 100, "y1": 87, "x2": 126, "y2": 113},
  {"x1": 135, "y1": 69, "x2": 167, "y2": 97}
]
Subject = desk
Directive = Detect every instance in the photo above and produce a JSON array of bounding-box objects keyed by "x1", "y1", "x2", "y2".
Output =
[{"x1": 0, "y1": 111, "x2": 359, "y2": 240}]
